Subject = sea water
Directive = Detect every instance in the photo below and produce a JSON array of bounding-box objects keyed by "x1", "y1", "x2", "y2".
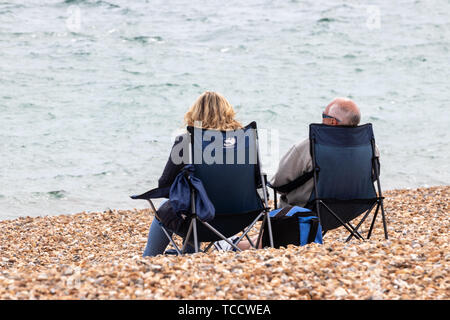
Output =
[{"x1": 0, "y1": 0, "x2": 449, "y2": 219}]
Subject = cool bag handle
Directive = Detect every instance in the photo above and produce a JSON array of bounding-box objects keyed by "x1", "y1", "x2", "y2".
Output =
[
  {"x1": 273, "y1": 205, "x2": 294, "y2": 219},
  {"x1": 307, "y1": 218, "x2": 319, "y2": 244}
]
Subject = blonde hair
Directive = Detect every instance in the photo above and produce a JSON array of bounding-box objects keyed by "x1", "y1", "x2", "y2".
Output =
[{"x1": 184, "y1": 91, "x2": 242, "y2": 131}]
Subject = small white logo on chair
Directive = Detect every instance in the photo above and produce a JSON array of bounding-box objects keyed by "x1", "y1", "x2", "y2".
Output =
[{"x1": 224, "y1": 137, "x2": 236, "y2": 148}]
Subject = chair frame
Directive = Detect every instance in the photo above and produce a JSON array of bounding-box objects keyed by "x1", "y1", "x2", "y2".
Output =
[
  {"x1": 271, "y1": 126, "x2": 388, "y2": 242},
  {"x1": 132, "y1": 123, "x2": 274, "y2": 255}
]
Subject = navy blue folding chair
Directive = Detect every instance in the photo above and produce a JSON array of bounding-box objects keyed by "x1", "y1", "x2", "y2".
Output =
[
  {"x1": 131, "y1": 122, "x2": 274, "y2": 254},
  {"x1": 270, "y1": 123, "x2": 388, "y2": 242}
]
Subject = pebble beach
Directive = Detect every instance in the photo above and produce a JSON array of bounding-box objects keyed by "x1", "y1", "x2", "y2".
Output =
[{"x1": 0, "y1": 186, "x2": 448, "y2": 300}]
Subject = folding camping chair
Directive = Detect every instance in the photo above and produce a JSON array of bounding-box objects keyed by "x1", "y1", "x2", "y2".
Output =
[
  {"x1": 270, "y1": 123, "x2": 388, "y2": 242},
  {"x1": 131, "y1": 122, "x2": 274, "y2": 254}
]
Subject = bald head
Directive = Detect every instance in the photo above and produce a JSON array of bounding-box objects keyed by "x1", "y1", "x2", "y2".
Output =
[{"x1": 324, "y1": 98, "x2": 361, "y2": 126}]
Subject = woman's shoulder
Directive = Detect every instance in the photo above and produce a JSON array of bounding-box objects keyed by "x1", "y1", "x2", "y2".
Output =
[
  {"x1": 173, "y1": 131, "x2": 190, "y2": 144},
  {"x1": 169, "y1": 130, "x2": 191, "y2": 149}
]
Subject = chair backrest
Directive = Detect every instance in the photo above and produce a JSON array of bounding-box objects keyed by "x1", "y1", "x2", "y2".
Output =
[
  {"x1": 187, "y1": 122, "x2": 264, "y2": 216},
  {"x1": 308, "y1": 123, "x2": 379, "y2": 230}
]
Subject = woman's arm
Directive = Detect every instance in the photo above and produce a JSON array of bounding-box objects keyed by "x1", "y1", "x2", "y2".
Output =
[{"x1": 157, "y1": 133, "x2": 190, "y2": 188}]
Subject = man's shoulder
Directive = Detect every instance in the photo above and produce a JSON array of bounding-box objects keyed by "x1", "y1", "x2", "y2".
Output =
[{"x1": 293, "y1": 138, "x2": 310, "y2": 152}]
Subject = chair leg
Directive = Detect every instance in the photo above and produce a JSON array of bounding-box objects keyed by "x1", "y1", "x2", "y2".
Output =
[
  {"x1": 273, "y1": 190, "x2": 278, "y2": 209},
  {"x1": 255, "y1": 211, "x2": 274, "y2": 248},
  {"x1": 255, "y1": 214, "x2": 266, "y2": 249},
  {"x1": 265, "y1": 211, "x2": 274, "y2": 247},
  {"x1": 245, "y1": 234, "x2": 256, "y2": 248},
  {"x1": 259, "y1": 174, "x2": 274, "y2": 248},
  {"x1": 147, "y1": 200, "x2": 157, "y2": 213},
  {"x1": 347, "y1": 222, "x2": 365, "y2": 240},
  {"x1": 200, "y1": 221, "x2": 242, "y2": 252},
  {"x1": 367, "y1": 203, "x2": 380, "y2": 239},
  {"x1": 188, "y1": 188, "x2": 200, "y2": 253},
  {"x1": 203, "y1": 242, "x2": 215, "y2": 253},
  {"x1": 380, "y1": 201, "x2": 389, "y2": 239},
  {"x1": 321, "y1": 201, "x2": 364, "y2": 240},
  {"x1": 182, "y1": 218, "x2": 194, "y2": 254},
  {"x1": 159, "y1": 224, "x2": 182, "y2": 255},
  {"x1": 192, "y1": 217, "x2": 199, "y2": 253},
  {"x1": 345, "y1": 203, "x2": 376, "y2": 242},
  {"x1": 367, "y1": 202, "x2": 388, "y2": 240},
  {"x1": 231, "y1": 212, "x2": 264, "y2": 249}
]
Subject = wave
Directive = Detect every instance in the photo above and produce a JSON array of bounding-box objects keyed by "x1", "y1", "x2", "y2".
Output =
[
  {"x1": 32, "y1": 190, "x2": 67, "y2": 199},
  {"x1": 63, "y1": 0, "x2": 120, "y2": 8},
  {"x1": 121, "y1": 36, "x2": 164, "y2": 45},
  {"x1": 317, "y1": 17, "x2": 336, "y2": 23},
  {"x1": 0, "y1": 3, "x2": 26, "y2": 13},
  {"x1": 93, "y1": 171, "x2": 112, "y2": 176}
]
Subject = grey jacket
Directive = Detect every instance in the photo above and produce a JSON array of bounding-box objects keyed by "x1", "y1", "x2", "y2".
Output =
[{"x1": 269, "y1": 138, "x2": 380, "y2": 207}]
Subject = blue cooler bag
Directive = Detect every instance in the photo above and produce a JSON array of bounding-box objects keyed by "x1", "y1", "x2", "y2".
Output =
[{"x1": 262, "y1": 205, "x2": 323, "y2": 248}]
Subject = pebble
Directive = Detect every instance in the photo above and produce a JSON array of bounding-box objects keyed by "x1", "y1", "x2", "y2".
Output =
[{"x1": 0, "y1": 186, "x2": 448, "y2": 299}]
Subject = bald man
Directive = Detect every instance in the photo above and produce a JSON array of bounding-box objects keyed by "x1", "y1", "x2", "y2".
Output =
[
  {"x1": 219, "y1": 98, "x2": 379, "y2": 251},
  {"x1": 269, "y1": 97, "x2": 378, "y2": 208}
]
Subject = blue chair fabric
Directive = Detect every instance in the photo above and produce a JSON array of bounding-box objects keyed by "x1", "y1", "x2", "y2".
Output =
[
  {"x1": 307, "y1": 123, "x2": 382, "y2": 232},
  {"x1": 131, "y1": 121, "x2": 271, "y2": 248}
]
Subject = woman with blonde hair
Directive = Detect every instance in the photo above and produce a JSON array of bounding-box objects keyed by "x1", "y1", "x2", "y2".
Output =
[{"x1": 143, "y1": 91, "x2": 242, "y2": 256}]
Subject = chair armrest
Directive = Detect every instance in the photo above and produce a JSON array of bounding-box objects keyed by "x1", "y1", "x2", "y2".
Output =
[
  {"x1": 255, "y1": 171, "x2": 268, "y2": 189},
  {"x1": 372, "y1": 156, "x2": 381, "y2": 181},
  {"x1": 266, "y1": 171, "x2": 314, "y2": 194},
  {"x1": 130, "y1": 186, "x2": 170, "y2": 200}
]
